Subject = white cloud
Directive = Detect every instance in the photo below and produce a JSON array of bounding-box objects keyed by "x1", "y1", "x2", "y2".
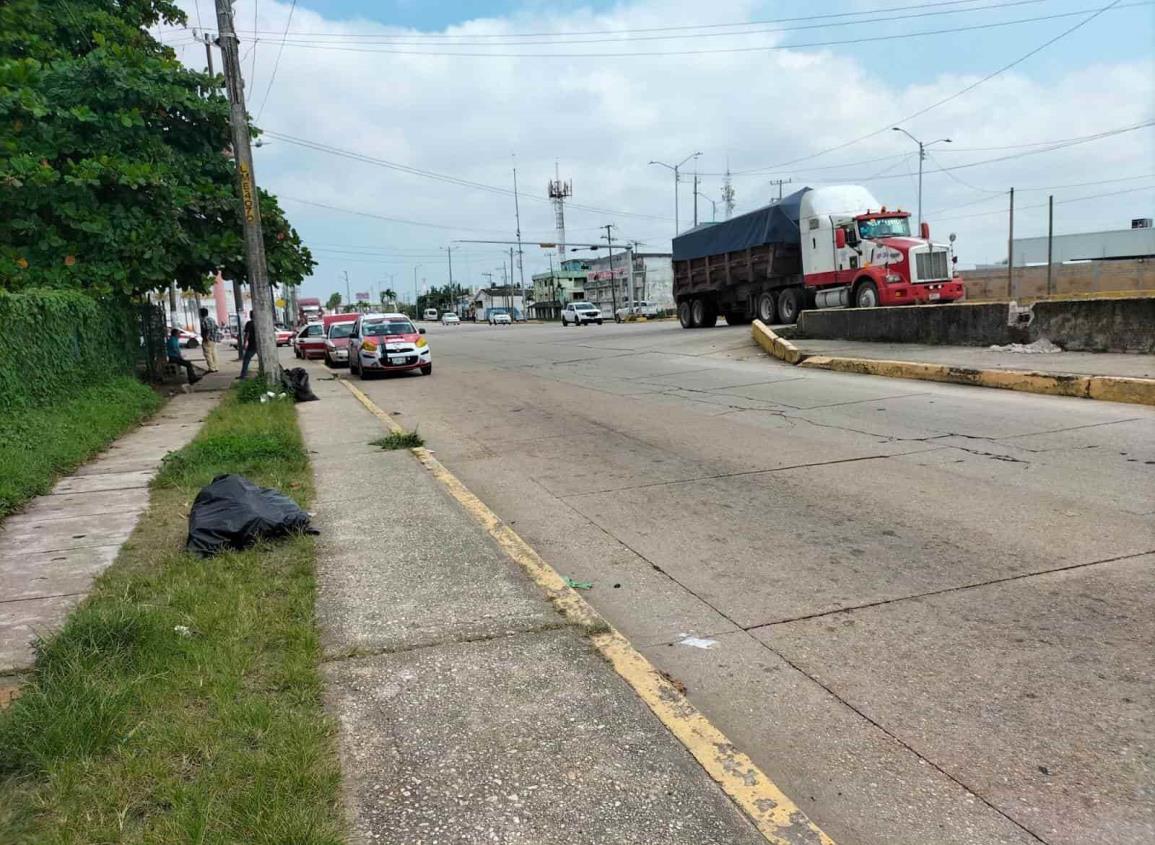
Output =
[{"x1": 169, "y1": 0, "x2": 1154, "y2": 298}]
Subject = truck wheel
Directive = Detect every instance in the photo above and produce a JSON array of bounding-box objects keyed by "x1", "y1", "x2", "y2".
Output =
[
  {"x1": 855, "y1": 281, "x2": 879, "y2": 308},
  {"x1": 678, "y1": 301, "x2": 694, "y2": 329},
  {"x1": 778, "y1": 288, "x2": 804, "y2": 324},
  {"x1": 698, "y1": 299, "x2": 718, "y2": 328},
  {"x1": 756, "y1": 292, "x2": 777, "y2": 324}
]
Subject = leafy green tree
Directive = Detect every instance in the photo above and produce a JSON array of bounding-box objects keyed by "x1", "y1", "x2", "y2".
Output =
[
  {"x1": 0, "y1": 0, "x2": 314, "y2": 295},
  {"x1": 325, "y1": 291, "x2": 342, "y2": 311}
]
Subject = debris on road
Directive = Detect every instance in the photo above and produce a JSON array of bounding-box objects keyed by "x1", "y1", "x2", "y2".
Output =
[
  {"x1": 563, "y1": 576, "x2": 593, "y2": 590},
  {"x1": 989, "y1": 338, "x2": 1062, "y2": 354},
  {"x1": 185, "y1": 474, "x2": 316, "y2": 557},
  {"x1": 678, "y1": 636, "x2": 719, "y2": 650}
]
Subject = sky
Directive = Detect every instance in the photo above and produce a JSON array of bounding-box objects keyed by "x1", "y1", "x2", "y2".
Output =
[{"x1": 163, "y1": 0, "x2": 1155, "y2": 303}]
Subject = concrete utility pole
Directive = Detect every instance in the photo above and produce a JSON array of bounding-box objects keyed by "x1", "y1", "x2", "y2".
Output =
[
  {"x1": 1046, "y1": 194, "x2": 1054, "y2": 296},
  {"x1": 413, "y1": 264, "x2": 422, "y2": 315},
  {"x1": 893, "y1": 127, "x2": 951, "y2": 229},
  {"x1": 1007, "y1": 187, "x2": 1015, "y2": 298},
  {"x1": 768, "y1": 178, "x2": 792, "y2": 202},
  {"x1": 649, "y1": 151, "x2": 701, "y2": 236},
  {"x1": 692, "y1": 170, "x2": 700, "y2": 227},
  {"x1": 214, "y1": 0, "x2": 279, "y2": 383},
  {"x1": 601, "y1": 224, "x2": 618, "y2": 314},
  {"x1": 512, "y1": 164, "x2": 525, "y2": 291},
  {"x1": 343, "y1": 270, "x2": 351, "y2": 309}
]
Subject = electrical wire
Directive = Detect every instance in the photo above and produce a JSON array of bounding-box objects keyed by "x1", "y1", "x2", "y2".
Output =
[
  {"x1": 237, "y1": 2, "x2": 1145, "y2": 57},
  {"x1": 278, "y1": 195, "x2": 543, "y2": 234},
  {"x1": 726, "y1": 0, "x2": 1129, "y2": 173},
  {"x1": 925, "y1": 173, "x2": 1155, "y2": 215},
  {"x1": 925, "y1": 151, "x2": 1004, "y2": 194},
  {"x1": 256, "y1": 0, "x2": 296, "y2": 121},
  {"x1": 934, "y1": 183, "x2": 1155, "y2": 221},
  {"x1": 249, "y1": 0, "x2": 259, "y2": 94}
]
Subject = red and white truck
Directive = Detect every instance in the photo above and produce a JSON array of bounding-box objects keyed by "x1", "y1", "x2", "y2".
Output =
[{"x1": 672, "y1": 185, "x2": 964, "y2": 327}]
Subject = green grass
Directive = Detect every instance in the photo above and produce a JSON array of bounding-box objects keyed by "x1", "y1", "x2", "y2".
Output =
[
  {"x1": 370, "y1": 430, "x2": 424, "y2": 450},
  {"x1": 0, "y1": 389, "x2": 344, "y2": 844},
  {"x1": 0, "y1": 377, "x2": 162, "y2": 519}
]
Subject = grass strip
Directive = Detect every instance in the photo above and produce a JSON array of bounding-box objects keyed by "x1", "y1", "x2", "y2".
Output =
[
  {"x1": 0, "y1": 377, "x2": 162, "y2": 518},
  {"x1": 0, "y1": 388, "x2": 344, "y2": 844}
]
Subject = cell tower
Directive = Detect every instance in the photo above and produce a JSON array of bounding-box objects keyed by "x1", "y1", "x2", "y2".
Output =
[
  {"x1": 721, "y1": 164, "x2": 735, "y2": 220},
  {"x1": 548, "y1": 162, "x2": 572, "y2": 259}
]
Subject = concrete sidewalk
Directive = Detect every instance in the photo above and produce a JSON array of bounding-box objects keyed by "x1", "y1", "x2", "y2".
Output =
[
  {"x1": 297, "y1": 375, "x2": 786, "y2": 845},
  {"x1": 791, "y1": 338, "x2": 1155, "y2": 379},
  {"x1": 0, "y1": 378, "x2": 235, "y2": 686}
]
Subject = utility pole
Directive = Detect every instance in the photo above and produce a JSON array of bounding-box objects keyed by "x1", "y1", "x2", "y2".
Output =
[
  {"x1": 413, "y1": 264, "x2": 422, "y2": 316},
  {"x1": 1046, "y1": 194, "x2": 1054, "y2": 296},
  {"x1": 343, "y1": 270, "x2": 351, "y2": 312},
  {"x1": 214, "y1": 0, "x2": 278, "y2": 383},
  {"x1": 768, "y1": 178, "x2": 792, "y2": 202},
  {"x1": 508, "y1": 246, "x2": 515, "y2": 311},
  {"x1": 892, "y1": 127, "x2": 950, "y2": 228},
  {"x1": 512, "y1": 163, "x2": 525, "y2": 291},
  {"x1": 601, "y1": 224, "x2": 618, "y2": 314},
  {"x1": 1007, "y1": 187, "x2": 1015, "y2": 299},
  {"x1": 692, "y1": 170, "x2": 700, "y2": 227}
]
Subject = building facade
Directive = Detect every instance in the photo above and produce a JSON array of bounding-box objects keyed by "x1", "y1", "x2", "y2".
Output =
[
  {"x1": 471, "y1": 286, "x2": 531, "y2": 321},
  {"x1": 581, "y1": 251, "x2": 674, "y2": 317},
  {"x1": 531, "y1": 259, "x2": 589, "y2": 320}
]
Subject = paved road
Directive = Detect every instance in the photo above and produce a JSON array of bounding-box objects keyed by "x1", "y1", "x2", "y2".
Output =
[{"x1": 317, "y1": 321, "x2": 1154, "y2": 845}]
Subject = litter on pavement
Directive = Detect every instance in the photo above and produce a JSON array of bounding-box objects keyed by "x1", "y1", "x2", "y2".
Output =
[
  {"x1": 185, "y1": 474, "x2": 317, "y2": 557},
  {"x1": 281, "y1": 367, "x2": 320, "y2": 402},
  {"x1": 678, "y1": 636, "x2": 719, "y2": 649},
  {"x1": 563, "y1": 576, "x2": 593, "y2": 590}
]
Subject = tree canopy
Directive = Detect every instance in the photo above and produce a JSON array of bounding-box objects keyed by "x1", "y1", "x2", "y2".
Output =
[{"x1": 0, "y1": 0, "x2": 314, "y2": 295}]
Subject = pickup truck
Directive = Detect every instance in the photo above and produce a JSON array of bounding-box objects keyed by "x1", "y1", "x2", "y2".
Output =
[
  {"x1": 561, "y1": 301, "x2": 603, "y2": 326},
  {"x1": 614, "y1": 301, "x2": 660, "y2": 322}
]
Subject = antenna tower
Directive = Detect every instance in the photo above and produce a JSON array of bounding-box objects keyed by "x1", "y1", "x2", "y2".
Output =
[
  {"x1": 721, "y1": 165, "x2": 735, "y2": 220},
  {"x1": 548, "y1": 162, "x2": 572, "y2": 259}
]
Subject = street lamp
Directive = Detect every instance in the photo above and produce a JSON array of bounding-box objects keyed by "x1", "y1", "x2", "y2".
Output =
[
  {"x1": 649, "y1": 151, "x2": 701, "y2": 236},
  {"x1": 892, "y1": 127, "x2": 951, "y2": 229},
  {"x1": 695, "y1": 191, "x2": 718, "y2": 223},
  {"x1": 412, "y1": 264, "x2": 422, "y2": 316}
]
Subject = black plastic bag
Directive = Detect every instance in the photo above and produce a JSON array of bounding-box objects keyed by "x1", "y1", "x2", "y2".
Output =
[
  {"x1": 281, "y1": 367, "x2": 319, "y2": 402},
  {"x1": 186, "y1": 474, "x2": 316, "y2": 557}
]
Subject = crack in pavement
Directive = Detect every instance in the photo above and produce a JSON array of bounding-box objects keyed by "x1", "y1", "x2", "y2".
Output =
[{"x1": 319, "y1": 619, "x2": 572, "y2": 665}]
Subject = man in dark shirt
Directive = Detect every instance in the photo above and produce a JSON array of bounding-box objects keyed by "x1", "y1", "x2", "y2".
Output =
[{"x1": 238, "y1": 311, "x2": 258, "y2": 379}]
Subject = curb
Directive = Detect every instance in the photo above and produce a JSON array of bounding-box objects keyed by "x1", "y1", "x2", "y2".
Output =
[
  {"x1": 752, "y1": 320, "x2": 808, "y2": 365},
  {"x1": 751, "y1": 320, "x2": 1155, "y2": 406},
  {"x1": 339, "y1": 377, "x2": 836, "y2": 845}
]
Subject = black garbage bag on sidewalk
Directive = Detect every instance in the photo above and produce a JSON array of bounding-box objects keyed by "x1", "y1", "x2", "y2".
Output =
[
  {"x1": 281, "y1": 367, "x2": 319, "y2": 402},
  {"x1": 185, "y1": 474, "x2": 316, "y2": 557}
]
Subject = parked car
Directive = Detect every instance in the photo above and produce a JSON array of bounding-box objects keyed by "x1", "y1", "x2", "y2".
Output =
[
  {"x1": 348, "y1": 313, "x2": 432, "y2": 378},
  {"x1": 423, "y1": 308, "x2": 440, "y2": 321},
  {"x1": 275, "y1": 326, "x2": 295, "y2": 346},
  {"x1": 441, "y1": 312, "x2": 461, "y2": 325},
  {"x1": 488, "y1": 309, "x2": 513, "y2": 326},
  {"x1": 615, "y1": 300, "x2": 661, "y2": 322},
  {"x1": 561, "y1": 301, "x2": 602, "y2": 326},
  {"x1": 322, "y1": 314, "x2": 358, "y2": 367},
  {"x1": 176, "y1": 328, "x2": 201, "y2": 348},
  {"x1": 294, "y1": 322, "x2": 326, "y2": 359}
]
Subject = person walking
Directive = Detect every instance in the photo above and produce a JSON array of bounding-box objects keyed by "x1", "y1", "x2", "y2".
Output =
[
  {"x1": 238, "y1": 311, "x2": 258, "y2": 379},
  {"x1": 166, "y1": 329, "x2": 202, "y2": 385},
  {"x1": 198, "y1": 307, "x2": 221, "y2": 372}
]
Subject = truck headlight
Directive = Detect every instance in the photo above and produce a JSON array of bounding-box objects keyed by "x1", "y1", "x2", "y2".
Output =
[{"x1": 885, "y1": 273, "x2": 902, "y2": 284}]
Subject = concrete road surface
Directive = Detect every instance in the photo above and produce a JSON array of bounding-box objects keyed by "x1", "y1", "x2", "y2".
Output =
[{"x1": 311, "y1": 320, "x2": 1154, "y2": 845}]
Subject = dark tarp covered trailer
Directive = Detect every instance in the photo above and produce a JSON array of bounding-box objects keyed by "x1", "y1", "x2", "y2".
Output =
[{"x1": 672, "y1": 187, "x2": 810, "y2": 262}]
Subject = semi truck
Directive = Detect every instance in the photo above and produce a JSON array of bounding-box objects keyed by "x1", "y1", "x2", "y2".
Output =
[
  {"x1": 297, "y1": 297, "x2": 323, "y2": 324},
  {"x1": 672, "y1": 185, "x2": 964, "y2": 328}
]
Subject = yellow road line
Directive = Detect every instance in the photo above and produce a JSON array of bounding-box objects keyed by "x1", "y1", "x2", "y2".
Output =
[{"x1": 338, "y1": 377, "x2": 836, "y2": 845}]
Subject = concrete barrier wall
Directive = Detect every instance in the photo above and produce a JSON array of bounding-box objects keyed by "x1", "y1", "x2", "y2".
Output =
[
  {"x1": 796, "y1": 302, "x2": 1023, "y2": 347},
  {"x1": 796, "y1": 297, "x2": 1155, "y2": 353},
  {"x1": 963, "y1": 258, "x2": 1155, "y2": 301}
]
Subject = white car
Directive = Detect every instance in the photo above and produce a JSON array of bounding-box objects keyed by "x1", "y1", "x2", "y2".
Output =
[
  {"x1": 348, "y1": 312, "x2": 432, "y2": 378},
  {"x1": 441, "y1": 312, "x2": 461, "y2": 325},
  {"x1": 488, "y1": 310, "x2": 513, "y2": 325},
  {"x1": 561, "y1": 301, "x2": 602, "y2": 326},
  {"x1": 615, "y1": 300, "x2": 660, "y2": 322}
]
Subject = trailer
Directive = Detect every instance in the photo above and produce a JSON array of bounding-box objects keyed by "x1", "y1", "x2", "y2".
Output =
[{"x1": 672, "y1": 185, "x2": 964, "y2": 328}]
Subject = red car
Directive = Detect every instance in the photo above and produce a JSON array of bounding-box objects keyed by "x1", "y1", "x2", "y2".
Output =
[
  {"x1": 275, "y1": 326, "x2": 295, "y2": 346},
  {"x1": 322, "y1": 314, "x2": 358, "y2": 367},
  {"x1": 293, "y1": 322, "x2": 326, "y2": 359}
]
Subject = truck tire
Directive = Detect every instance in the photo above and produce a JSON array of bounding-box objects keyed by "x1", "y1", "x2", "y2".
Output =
[
  {"x1": 778, "y1": 287, "x2": 804, "y2": 324},
  {"x1": 855, "y1": 280, "x2": 879, "y2": 308},
  {"x1": 693, "y1": 298, "x2": 718, "y2": 329},
  {"x1": 755, "y1": 292, "x2": 777, "y2": 324},
  {"x1": 678, "y1": 301, "x2": 694, "y2": 329}
]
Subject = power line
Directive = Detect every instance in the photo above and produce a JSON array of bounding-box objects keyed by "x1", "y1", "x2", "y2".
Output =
[
  {"x1": 728, "y1": 0, "x2": 1130, "y2": 173},
  {"x1": 279, "y1": 195, "x2": 548, "y2": 234},
  {"x1": 222, "y1": 0, "x2": 1058, "y2": 47},
  {"x1": 926, "y1": 173, "x2": 1155, "y2": 215},
  {"x1": 255, "y1": 0, "x2": 296, "y2": 121},
  {"x1": 249, "y1": 0, "x2": 259, "y2": 94},
  {"x1": 235, "y1": 2, "x2": 1144, "y2": 57},
  {"x1": 935, "y1": 183, "x2": 1155, "y2": 221}
]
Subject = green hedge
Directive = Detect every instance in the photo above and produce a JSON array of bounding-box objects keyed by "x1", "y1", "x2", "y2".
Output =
[{"x1": 0, "y1": 289, "x2": 139, "y2": 413}]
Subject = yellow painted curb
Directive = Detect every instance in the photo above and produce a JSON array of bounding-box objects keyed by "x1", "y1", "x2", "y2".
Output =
[
  {"x1": 338, "y1": 377, "x2": 836, "y2": 845},
  {"x1": 752, "y1": 320, "x2": 807, "y2": 365},
  {"x1": 798, "y1": 356, "x2": 1155, "y2": 406}
]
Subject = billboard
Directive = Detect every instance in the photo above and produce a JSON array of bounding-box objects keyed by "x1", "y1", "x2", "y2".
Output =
[{"x1": 355, "y1": 291, "x2": 370, "y2": 302}]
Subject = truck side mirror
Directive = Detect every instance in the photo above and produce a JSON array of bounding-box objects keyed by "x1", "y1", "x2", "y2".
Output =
[
  {"x1": 835, "y1": 228, "x2": 846, "y2": 249},
  {"x1": 920, "y1": 222, "x2": 931, "y2": 240}
]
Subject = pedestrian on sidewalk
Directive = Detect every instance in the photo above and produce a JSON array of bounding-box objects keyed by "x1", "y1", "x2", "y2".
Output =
[
  {"x1": 166, "y1": 329, "x2": 202, "y2": 385},
  {"x1": 238, "y1": 311, "x2": 258, "y2": 379},
  {"x1": 199, "y1": 307, "x2": 221, "y2": 372}
]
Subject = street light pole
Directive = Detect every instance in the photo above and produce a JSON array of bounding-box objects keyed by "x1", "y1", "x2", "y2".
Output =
[
  {"x1": 892, "y1": 127, "x2": 951, "y2": 229},
  {"x1": 413, "y1": 264, "x2": 422, "y2": 317},
  {"x1": 649, "y1": 151, "x2": 702, "y2": 236}
]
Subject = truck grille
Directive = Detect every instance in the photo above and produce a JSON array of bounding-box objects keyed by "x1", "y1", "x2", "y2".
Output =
[{"x1": 915, "y1": 250, "x2": 950, "y2": 282}]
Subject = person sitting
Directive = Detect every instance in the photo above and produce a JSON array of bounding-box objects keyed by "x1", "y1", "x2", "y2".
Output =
[{"x1": 166, "y1": 329, "x2": 202, "y2": 385}]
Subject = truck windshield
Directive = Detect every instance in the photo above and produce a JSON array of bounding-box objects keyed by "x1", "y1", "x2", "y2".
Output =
[{"x1": 858, "y1": 217, "x2": 912, "y2": 239}]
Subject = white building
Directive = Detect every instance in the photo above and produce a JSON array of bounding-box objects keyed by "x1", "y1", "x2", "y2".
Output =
[
  {"x1": 581, "y1": 252, "x2": 673, "y2": 316},
  {"x1": 471, "y1": 286, "x2": 531, "y2": 321}
]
